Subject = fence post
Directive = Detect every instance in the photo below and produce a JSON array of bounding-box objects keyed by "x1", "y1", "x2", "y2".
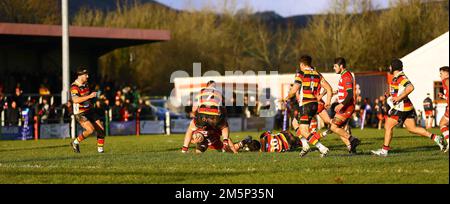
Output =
[
  {"x1": 136, "y1": 110, "x2": 140, "y2": 137},
  {"x1": 165, "y1": 111, "x2": 170, "y2": 135},
  {"x1": 34, "y1": 116, "x2": 39, "y2": 140},
  {"x1": 106, "y1": 110, "x2": 111, "y2": 136},
  {"x1": 71, "y1": 115, "x2": 76, "y2": 139},
  {"x1": 1, "y1": 110, "x2": 4, "y2": 127}
]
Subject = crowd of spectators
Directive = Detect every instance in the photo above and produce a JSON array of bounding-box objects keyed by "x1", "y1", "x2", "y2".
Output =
[{"x1": 0, "y1": 82, "x2": 158, "y2": 127}]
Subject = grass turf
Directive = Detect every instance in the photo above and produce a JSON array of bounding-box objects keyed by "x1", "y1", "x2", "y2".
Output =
[{"x1": 0, "y1": 128, "x2": 448, "y2": 184}]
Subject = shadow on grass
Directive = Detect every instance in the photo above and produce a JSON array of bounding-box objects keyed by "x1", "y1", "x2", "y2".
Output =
[
  {"x1": 0, "y1": 154, "x2": 106, "y2": 164},
  {"x1": 0, "y1": 144, "x2": 68, "y2": 153}
]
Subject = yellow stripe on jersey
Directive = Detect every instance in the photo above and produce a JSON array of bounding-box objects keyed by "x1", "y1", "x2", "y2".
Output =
[{"x1": 400, "y1": 78, "x2": 410, "y2": 86}]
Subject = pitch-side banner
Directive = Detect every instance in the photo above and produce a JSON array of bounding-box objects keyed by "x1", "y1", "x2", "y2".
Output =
[
  {"x1": 140, "y1": 120, "x2": 165, "y2": 134},
  {"x1": 171, "y1": 119, "x2": 191, "y2": 133},
  {"x1": 228, "y1": 118, "x2": 243, "y2": 132},
  {"x1": 40, "y1": 123, "x2": 70, "y2": 139},
  {"x1": 110, "y1": 121, "x2": 136, "y2": 136},
  {"x1": 0, "y1": 126, "x2": 33, "y2": 140}
]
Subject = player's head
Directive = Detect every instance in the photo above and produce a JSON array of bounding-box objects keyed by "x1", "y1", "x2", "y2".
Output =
[
  {"x1": 207, "y1": 80, "x2": 216, "y2": 88},
  {"x1": 389, "y1": 59, "x2": 403, "y2": 74},
  {"x1": 245, "y1": 140, "x2": 261, "y2": 152},
  {"x1": 76, "y1": 67, "x2": 89, "y2": 83},
  {"x1": 439, "y1": 66, "x2": 449, "y2": 80},
  {"x1": 299, "y1": 55, "x2": 312, "y2": 70},
  {"x1": 333, "y1": 57, "x2": 347, "y2": 74}
]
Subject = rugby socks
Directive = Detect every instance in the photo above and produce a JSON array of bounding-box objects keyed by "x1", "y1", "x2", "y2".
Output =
[
  {"x1": 97, "y1": 139, "x2": 105, "y2": 148},
  {"x1": 73, "y1": 134, "x2": 85, "y2": 144},
  {"x1": 307, "y1": 132, "x2": 322, "y2": 145},
  {"x1": 381, "y1": 145, "x2": 390, "y2": 154}
]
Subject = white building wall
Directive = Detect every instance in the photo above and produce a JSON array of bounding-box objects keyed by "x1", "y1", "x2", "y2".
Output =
[{"x1": 402, "y1": 32, "x2": 449, "y2": 122}]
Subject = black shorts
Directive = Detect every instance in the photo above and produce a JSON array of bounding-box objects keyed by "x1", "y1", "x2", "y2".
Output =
[
  {"x1": 388, "y1": 109, "x2": 416, "y2": 124},
  {"x1": 75, "y1": 110, "x2": 101, "y2": 124},
  {"x1": 296, "y1": 102, "x2": 318, "y2": 125}
]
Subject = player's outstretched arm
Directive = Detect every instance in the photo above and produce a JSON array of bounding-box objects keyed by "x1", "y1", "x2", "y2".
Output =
[
  {"x1": 182, "y1": 120, "x2": 196, "y2": 153},
  {"x1": 320, "y1": 78, "x2": 333, "y2": 109},
  {"x1": 222, "y1": 127, "x2": 238, "y2": 154}
]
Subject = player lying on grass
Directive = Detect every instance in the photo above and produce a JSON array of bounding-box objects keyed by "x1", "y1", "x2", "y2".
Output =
[
  {"x1": 181, "y1": 81, "x2": 238, "y2": 154},
  {"x1": 239, "y1": 131, "x2": 302, "y2": 153},
  {"x1": 371, "y1": 59, "x2": 445, "y2": 157}
]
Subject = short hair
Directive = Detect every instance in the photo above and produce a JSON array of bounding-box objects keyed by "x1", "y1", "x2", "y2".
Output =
[
  {"x1": 76, "y1": 67, "x2": 88, "y2": 76},
  {"x1": 207, "y1": 80, "x2": 216, "y2": 86},
  {"x1": 440, "y1": 66, "x2": 449, "y2": 73},
  {"x1": 247, "y1": 140, "x2": 261, "y2": 152},
  {"x1": 334, "y1": 57, "x2": 347, "y2": 68},
  {"x1": 390, "y1": 59, "x2": 403, "y2": 72},
  {"x1": 299, "y1": 55, "x2": 312, "y2": 67}
]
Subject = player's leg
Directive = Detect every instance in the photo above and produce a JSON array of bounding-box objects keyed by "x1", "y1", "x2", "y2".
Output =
[
  {"x1": 298, "y1": 103, "x2": 329, "y2": 157},
  {"x1": 372, "y1": 117, "x2": 397, "y2": 156},
  {"x1": 181, "y1": 120, "x2": 197, "y2": 153},
  {"x1": 292, "y1": 117, "x2": 310, "y2": 150},
  {"x1": 404, "y1": 118, "x2": 445, "y2": 151},
  {"x1": 93, "y1": 120, "x2": 106, "y2": 153},
  {"x1": 71, "y1": 117, "x2": 95, "y2": 153},
  {"x1": 439, "y1": 114, "x2": 449, "y2": 152},
  {"x1": 318, "y1": 110, "x2": 333, "y2": 137}
]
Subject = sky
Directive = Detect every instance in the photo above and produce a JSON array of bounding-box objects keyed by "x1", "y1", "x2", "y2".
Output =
[{"x1": 155, "y1": 0, "x2": 392, "y2": 17}]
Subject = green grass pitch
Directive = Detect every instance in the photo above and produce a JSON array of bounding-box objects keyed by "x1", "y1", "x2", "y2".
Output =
[{"x1": 0, "y1": 128, "x2": 448, "y2": 184}]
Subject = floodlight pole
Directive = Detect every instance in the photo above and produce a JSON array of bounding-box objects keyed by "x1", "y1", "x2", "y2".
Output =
[{"x1": 61, "y1": 0, "x2": 70, "y2": 105}]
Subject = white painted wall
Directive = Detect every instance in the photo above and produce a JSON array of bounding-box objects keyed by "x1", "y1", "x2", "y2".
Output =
[{"x1": 402, "y1": 32, "x2": 449, "y2": 122}]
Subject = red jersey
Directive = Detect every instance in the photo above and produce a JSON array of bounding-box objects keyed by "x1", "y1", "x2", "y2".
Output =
[
  {"x1": 337, "y1": 70, "x2": 355, "y2": 105},
  {"x1": 443, "y1": 78, "x2": 449, "y2": 102},
  {"x1": 390, "y1": 71, "x2": 414, "y2": 112},
  {"x1": 70, "y1": 80, "x2": 92, "y2": 114}
]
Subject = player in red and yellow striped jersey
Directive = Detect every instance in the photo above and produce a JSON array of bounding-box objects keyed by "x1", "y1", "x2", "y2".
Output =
[
  {"x1": 372, "y1": 59, "x2": 445, "y2": 157},
  {"x1": 70, "y1": 69, "x2": 106, "y2": 153},
  {"x1": 182, "y1": 81, "x2": 239, "y2": 154},
  {"x1": 284, "y1": 55, "x2": 333, "y2": 157},
  {"x1": 438, "y1": 66, "x2": 449, "y2": 152}
]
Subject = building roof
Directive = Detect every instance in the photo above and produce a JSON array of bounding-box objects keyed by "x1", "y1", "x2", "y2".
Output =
[{"x1": 0, "y1": 22, "x2": 170, "y2": 55}]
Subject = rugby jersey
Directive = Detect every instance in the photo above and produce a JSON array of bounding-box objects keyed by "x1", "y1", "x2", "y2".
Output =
[
  {"x1": 294, "y1": 68, "x2": 322, "y2": 106},
  {"x1": 70, "y1": 80, "x2": 92, "y2": 115},
  {"x1": 390, "y1": 71, "x2": 414, "y2": 112}
]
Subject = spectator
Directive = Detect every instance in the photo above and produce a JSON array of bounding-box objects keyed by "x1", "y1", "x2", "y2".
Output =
[
  {"x1": 38, "y1": 98, "x2": 50, "y2": 124},
  {"x1": 94, "y1": 100, "x2": 106, "y2": 123},
  {"x1": 0, "y1": 93, "x2": 6, "y2": 115},
  {"x1": 111, "y1": 100, "x2": 123, "y2": 122},
  {"x1": 138, "y1": 99, "x2": 155, "y2": 120},
  {"x1": 122, "y1": 99, "x2": 134, "y2": 121},
  {"x1": 39, "y1": 78, "x2": 51, "y2": 96},
  {"x1": 11, "y1": 87, "x2": 25, "y2": 108},
  {"x1": 6, "y1": 101, "x2": 20, "y2": 126},
  {"x1": 62, "y1": 100, "x2": 73, "y2": 123}
]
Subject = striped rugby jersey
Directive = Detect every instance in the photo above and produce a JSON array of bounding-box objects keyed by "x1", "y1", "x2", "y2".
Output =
[
  {"x1": 390, "y1": 71, "x2": 414, "y2": 112},
  {"x1": 337, "y1": 70, "x2": 356, "y2": 105},
  {"x1": 294, "y1": 68, "x2": 322, "y2": 106},
  {"x1": 195, "y1": 87, "x2": 223, "y2": 116},
  {"x1": 70, "y1": 80, "x2": 92, "y2": 115}
]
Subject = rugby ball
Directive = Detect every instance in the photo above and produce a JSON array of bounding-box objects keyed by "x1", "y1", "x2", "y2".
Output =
[{"x1": 191, "y1": 132, "x2": 205, "y2": 143}]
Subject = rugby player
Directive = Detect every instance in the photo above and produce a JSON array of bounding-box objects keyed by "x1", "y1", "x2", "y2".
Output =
[
  {"x1": 284, "y1": 55, "x2": 333, "y2": 157},
  {"x1": 438, "y1": 66, "x2": 449, "y2": 152},
  {"x1": 70, "y1": 69, "x2": 106, "y2": 153},
  {"x1": 423, "y1": 93, "x2": 434, "y2": 129},
  {"x1": 371, "y1": 59, "x2": 445, "y2": 156},
  {"x1": 181, "y1": 81, "x2": 239, "y2": 154},
  {"x1": 328, "y1": 58, "x2": 361, "y2": 154}
]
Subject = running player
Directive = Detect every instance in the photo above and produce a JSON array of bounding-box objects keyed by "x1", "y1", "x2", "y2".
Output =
[
  {"x1": 371, "y1": 59, "x2": 445, "y2": 156},
  {"x1": 70, "y1": 69, "x2": 106, "y2": 153},
  {"x1": 181, "y1": 81, "x2": 238, "y2": 154},
  {"x1": 438, "y1": 66, "x2": 449, "y2": 152},
  {"x1": 328, "y1": 58, "x2": 361, "y2": 154},
  {"x1": 284, "y1": 55, "x2": 333, "y2": 157},
  {"x1": 423, "y1": 93, "x2": 434, "y2": 129}
]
